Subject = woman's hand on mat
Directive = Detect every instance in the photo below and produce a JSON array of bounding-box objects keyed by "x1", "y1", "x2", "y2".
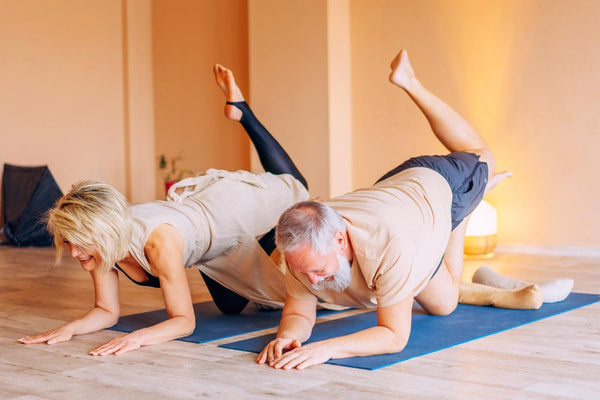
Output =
[
  {"x1": 268, "y1": 341, "x2": 332, "y2": 370},
  {"x1": 89, "y1": 332, "x2": 144, "y2": 356},
  {"x1": 257, "y1": 336, "x2": 301, "y2": 365},
  {"x1": 18, "y1": 325, "x2": 75, "y2": 345}
]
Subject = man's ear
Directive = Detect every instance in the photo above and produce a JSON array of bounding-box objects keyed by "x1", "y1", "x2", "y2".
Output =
[{"x1": 335, "y1": 230, "x2": 347, "y2": 251}]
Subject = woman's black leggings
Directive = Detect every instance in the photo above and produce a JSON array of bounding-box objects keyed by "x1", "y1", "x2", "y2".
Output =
[{"x1": 200, "y1": 101, "x2": 307, "y2": 315}]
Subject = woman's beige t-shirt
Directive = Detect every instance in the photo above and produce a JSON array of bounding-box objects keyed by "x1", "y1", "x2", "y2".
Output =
[{"x1": 128, "y1": 169, "x2": 309, "y2": 308}]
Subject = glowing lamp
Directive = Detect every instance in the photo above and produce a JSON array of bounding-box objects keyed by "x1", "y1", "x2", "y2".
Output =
[{"x1": 464, "y1": 200, "x2": 497, "y2": 256}]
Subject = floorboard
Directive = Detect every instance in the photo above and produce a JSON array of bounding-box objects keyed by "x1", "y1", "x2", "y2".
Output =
[{"x1": 1, "y1": 246, "x2": 598, "y2": 399}]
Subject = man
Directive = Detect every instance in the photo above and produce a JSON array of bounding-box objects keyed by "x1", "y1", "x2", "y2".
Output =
[{"x1": 257, "y1": 49, "x2": 526, "y2": 369}]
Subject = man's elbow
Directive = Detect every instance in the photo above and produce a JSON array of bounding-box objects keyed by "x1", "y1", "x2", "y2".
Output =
[{"x1": 387, "y1": 332, "x2": 409, "y2": 354}]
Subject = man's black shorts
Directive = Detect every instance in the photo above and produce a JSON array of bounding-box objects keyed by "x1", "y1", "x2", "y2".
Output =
[{"x1": 376, "y1": 151, "x2": 489, "y2": 230}]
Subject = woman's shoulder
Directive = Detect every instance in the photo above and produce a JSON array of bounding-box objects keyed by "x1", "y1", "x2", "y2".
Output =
[{"x1": 145, "y1": 224, "x2": 184, "y2": 262}]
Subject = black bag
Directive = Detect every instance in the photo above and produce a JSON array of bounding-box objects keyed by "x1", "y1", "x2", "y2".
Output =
[{"x1": 1, "y1": 164, "x2": 63, "y2": 246}]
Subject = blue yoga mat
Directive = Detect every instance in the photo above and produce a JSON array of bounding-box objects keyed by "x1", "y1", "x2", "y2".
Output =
[
  {"x1": 109, "y1": 301, "x2": 343, "y2": 343},
  {"x1": 220, "y1": 292, "x2": 600, "y2": 370}
]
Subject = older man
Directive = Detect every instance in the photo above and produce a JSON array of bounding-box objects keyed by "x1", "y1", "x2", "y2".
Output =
[{"x1": 257, "y1": 49, "x2": 529, "y2": 369}]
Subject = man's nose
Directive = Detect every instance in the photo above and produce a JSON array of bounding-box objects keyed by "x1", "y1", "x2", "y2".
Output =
[{"x1": 307, "y1": 273, "x2": 321, "y2": 285}]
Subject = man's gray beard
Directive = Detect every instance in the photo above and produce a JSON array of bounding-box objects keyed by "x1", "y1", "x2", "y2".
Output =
[{"x1": 312, "y1": 254, "x2": 352, "y2": 292}]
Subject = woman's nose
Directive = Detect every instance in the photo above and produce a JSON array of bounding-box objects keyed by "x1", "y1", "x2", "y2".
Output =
[{"x1": 68, "y1": 244, "x2": 82, "y2": 258}]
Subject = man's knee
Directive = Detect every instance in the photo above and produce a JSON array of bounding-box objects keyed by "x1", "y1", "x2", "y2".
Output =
[
  {"x1": 426, "y1": 300, "x2": 458, "y2": 316},
  {"x1": 418, "y1": 292, "x2": 458, "y2": 316}
]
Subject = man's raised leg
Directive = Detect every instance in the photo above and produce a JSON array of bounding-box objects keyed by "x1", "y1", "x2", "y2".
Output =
[
  {"x1": 392, "y1": 49, "x2": 508, "y2": 313},
  {"x1": 388, "y1": 49, "x2": 513, "y2": 194}
]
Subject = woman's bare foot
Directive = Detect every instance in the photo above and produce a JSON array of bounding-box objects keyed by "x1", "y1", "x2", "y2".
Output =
[
  {"x1": 388, "y1": 49, "x2": 417, "y2": 90},
  {"x1": 213, "y1": 64, "x2": 244, "y2": 121}
]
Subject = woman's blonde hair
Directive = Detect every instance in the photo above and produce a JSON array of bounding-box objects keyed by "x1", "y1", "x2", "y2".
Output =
[{"x1": 46, "y1": 180, "x2": 132, "y2": 274}]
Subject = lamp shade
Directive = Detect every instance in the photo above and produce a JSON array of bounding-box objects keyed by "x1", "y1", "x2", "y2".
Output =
[{"x1": 464, "y1": 200, "x2": 497, "y2": 256}]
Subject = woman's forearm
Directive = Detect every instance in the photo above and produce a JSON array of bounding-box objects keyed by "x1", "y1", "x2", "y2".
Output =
[
  {"x1": 128, "y1": 315, "x2": 195, "y2": 346},
  {"x1": 68, "y1": 306, "x2": 120, "y2": 336}
]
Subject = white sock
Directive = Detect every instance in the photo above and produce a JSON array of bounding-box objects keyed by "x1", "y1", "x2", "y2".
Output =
[
  {"x1": 472, "y1": 266, "x2": 574, "y2": 303},
  {"x1": 538, "y1": 279, "x2": 574, "y2": 303}
]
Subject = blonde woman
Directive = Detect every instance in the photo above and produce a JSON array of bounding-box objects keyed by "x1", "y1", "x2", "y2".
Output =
[{"x1": 18, "y1": 65, "x2": 309, "y2": 356}]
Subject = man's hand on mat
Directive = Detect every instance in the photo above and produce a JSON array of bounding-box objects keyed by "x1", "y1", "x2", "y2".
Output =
[
  {"x1": 89, "y1": 332, "x2": 143, "y2": 356},
  {"x1": 19, "y1": 326, "x2": 74, "y2": 345},
  {"x1": 257, "y1": 336, "x2": 301, "y2": 365},
  {"x1": 263, "y1": 341, "x2": 332, "y2": 370}
]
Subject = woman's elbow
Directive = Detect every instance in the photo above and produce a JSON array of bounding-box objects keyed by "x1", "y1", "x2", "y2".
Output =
[
  {"x1": 102, "y1": 307, "x2": 120, "y2": 327},
  {"x1": 109, "y1": 315, "x2": 120, "y2": 327},
  {"x1": 181, "y1": 317, "x2": 196, "y2": 337}
]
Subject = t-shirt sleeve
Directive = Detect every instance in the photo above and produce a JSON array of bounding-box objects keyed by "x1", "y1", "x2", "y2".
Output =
[{"x1": 371, "y1": 238, "x2": 418, "y2": 308}]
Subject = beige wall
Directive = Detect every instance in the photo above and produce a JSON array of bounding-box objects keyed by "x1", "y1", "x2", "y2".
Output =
[
  {"x1": 350, "y1": 0, "x2": 600, "y2": 252},
  {"x1": 0, "y1": 0, "x2": 127, "y2": 194},
  {"x1": 248, "y1": 0, "x2": 331, "y2": 197},
  {"x1": 1, "y1": 0, "x2": 250, "y2": 205},
  {"x1": 124, "y1": 0, "x2": 156, "y2": 203},
  {"x1": 327, "y1": 0, "x2": 353, "y2": 198},
  {"x1": 2, "y1": 0, "x2": 598, "y2": 253},
  {"x1": 248, "y1": 0, "x2": 353, "y2": 198},
  {"x1": 152, "y1": 0, "x2": 250, "y2": 199}
]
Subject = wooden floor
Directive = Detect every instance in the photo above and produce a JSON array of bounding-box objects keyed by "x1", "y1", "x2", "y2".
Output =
[{"x1": 1, "y1": 245, "x2": 599, "y2": 399}]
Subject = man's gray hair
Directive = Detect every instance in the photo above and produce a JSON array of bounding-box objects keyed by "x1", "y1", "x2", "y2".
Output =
[{"x1": 275, "y1": 201, "x2": 346, "y2": 255}]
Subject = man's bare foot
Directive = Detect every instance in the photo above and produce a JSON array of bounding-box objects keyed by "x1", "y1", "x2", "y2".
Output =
[
  {"x1": 484, "y1": 170, "x2": 513, "y2": 196},
  {"x1": 213, "y1": 64, "x2": 244, "y2": 121},
  {"x1": 388, "y1": 49, "x2": 417, "y2": 90}
]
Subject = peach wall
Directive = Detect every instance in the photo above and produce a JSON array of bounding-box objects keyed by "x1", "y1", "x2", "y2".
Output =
[
  {"x1": 327, "y1": 0, "x2": 353, "y2": 198},
  {"x1": 248, "y1": 0, "x2": 353, "y2": 199},
  {"x1": 124, "y1": 0, "x2": 156, "y2": 203},
  {"x1": 3, "y1": 1, "x2": 598, "y2": 253},
  {"x1": 1, "y1": 0, "x2": 250, "y2": 207},
  {"x1": 248, "y1": 0, "x2": 330, "y2": 198},
  {"x1": 152, "y1": 0, "x2": 250, "y2": 199},
  {"x1": 0, "y1": 0, "x2": 126, "y2": 194},
  {"x1": 350, "y1": 0, "x2": 600, "y2": 252}
]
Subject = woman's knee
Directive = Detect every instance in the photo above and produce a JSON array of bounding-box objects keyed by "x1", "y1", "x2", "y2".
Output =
[
  {"x1": 199, "y1": 271, "x2": 249, "y2": 315},
  {"x1": 216, "y1": 298, "x2": 249, "y2": 315}
]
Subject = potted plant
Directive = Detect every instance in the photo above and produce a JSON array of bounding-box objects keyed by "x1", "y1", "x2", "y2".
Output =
[{"x1": 158, "y1": 153, "x2": 192, "y2": 195}]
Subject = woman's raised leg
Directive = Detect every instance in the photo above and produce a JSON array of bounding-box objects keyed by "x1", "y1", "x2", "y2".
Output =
[{"x1": 213, "y1": 64, "x2": 307, "y2": 189}]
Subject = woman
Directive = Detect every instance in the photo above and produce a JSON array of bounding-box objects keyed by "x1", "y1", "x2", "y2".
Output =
[{"x1": 18, "y1": 65, "x2": 309, "y2": 356}]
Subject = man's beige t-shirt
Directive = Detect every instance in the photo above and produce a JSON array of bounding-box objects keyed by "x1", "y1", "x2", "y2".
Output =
[{"x1": 285, "y1": 167, "x2": 453, "y2": 308}]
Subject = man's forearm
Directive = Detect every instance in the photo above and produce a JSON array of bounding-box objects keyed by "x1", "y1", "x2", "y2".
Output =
[
  {"x1": 325, "y1": 325, "x2": 409, "y2": 359},
  {"x1": 276, "y1": 314, "x2": 314, "y2": 343}
]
